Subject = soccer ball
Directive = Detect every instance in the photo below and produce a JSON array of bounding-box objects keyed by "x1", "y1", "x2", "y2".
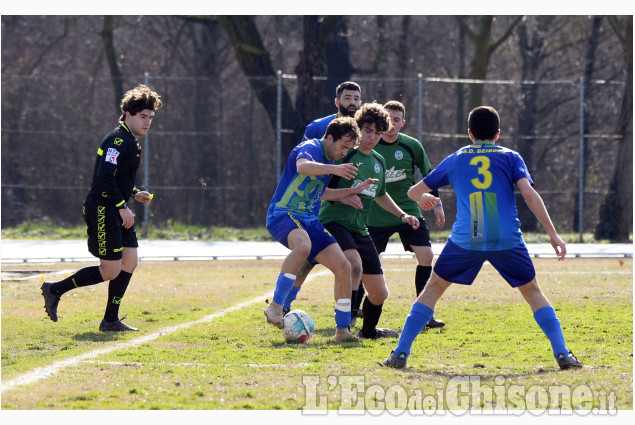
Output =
[{"x1": 282, "y1": 310, "x2": 314, "y2": 342}]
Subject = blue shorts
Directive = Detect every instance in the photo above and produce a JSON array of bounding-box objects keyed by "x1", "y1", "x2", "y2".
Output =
[
  {"x1": 433, "y1": 239, "x2": 536, "y2": 287},
  {"x1": 266, "y1": 213, "x2": 337, "y2": 263}
]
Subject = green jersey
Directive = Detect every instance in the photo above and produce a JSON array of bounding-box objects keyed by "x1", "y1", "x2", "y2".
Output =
[
  {"x1": 367, "y1": 133, "x2": 431, "y2": 227},
  {"x1": 318, "y1": 148, "x2": 386, "y2": 236}
]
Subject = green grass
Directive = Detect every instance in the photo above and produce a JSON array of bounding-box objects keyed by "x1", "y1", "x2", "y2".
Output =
[
  {"x1": 1, "y1": 258, "x2": 632, "y2": 411},
  {"x1": 0, "y1": 219, "x2": 620, "y2": 244}
]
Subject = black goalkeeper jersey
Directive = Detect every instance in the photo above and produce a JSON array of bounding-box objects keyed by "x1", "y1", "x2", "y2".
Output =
[{"x1": 87, "y1": 123, "x2": 141, "y2": 208}]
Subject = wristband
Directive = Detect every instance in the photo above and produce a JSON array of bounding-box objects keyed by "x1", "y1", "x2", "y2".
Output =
[
  {"x1": 400, "y1": 213, "x2": 407, "y2": 220},
  {"x1": 118, "y1": 202, "x2": 128, "y2": 210},
  {"x1": 435, "y1": 204, "x2": 443, "y2": 208}
]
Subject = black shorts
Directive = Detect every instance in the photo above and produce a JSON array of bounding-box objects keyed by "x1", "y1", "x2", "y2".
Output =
[
  {"x1": 368, "y1": 217, "x2": 431, "y2": 254},
  {"x1": 323, "y1": 222, "x2": 383, "y2": 275},
  {"x1": 83, "y1": 194, "x2": 138, "y2": 260}
]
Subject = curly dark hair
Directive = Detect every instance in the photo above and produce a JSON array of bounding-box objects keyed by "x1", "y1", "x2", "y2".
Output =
[
  {"x1": 354, "y1": 102, "x2": 391, "y2": 133},
  {"x1": 324, "y1": 116, "x2": 361, "y2": 142},
  {"x1": 119, "y1": 85, "x2": 163, "y2": 122}
]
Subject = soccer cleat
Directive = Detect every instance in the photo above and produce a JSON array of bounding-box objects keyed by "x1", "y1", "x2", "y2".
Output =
[
  {"x1": 264, "y1": 302, "x2": 284, "y2": 329},
  {"x1": 41, "y1": 282, "x2": 60, "y2": 322},
  {"x1": 383, "y1": 351, "x2": 408, "y2": 369},
  {"x1": 99, "y1": 316, "x2": 139, "y2": 332},
  {"x1": 556, "y1": 351, "x2": 582, "y2": 370},
  {"x1": 282, "y1": 307, "x2": 290, "y2": 317},
  {"x1": 425, "y1": 316, "x2": 445, "y2": 328},
  {"x1": 358, "y1": 327, "x2": 400, "y2": 339},
  {"x1": 349, "y1": 314, "x2": 358, "y2": 328},
  {"x1": 334, "y1": 328, "x2": 360, "y2": 343}
]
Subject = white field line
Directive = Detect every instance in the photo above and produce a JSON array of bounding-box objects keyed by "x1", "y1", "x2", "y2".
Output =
[
  {"x1": 1, "y1": 269, "x2": 332, "y2": 393},
  {"x1": 79, "y1": 360, "x2": 312, "y2": 368}
]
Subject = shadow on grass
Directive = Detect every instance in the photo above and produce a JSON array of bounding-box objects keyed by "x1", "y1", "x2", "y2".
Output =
[
  {"x1": 268, "y1": 326, "x2": 364, "y2": 349},
  {"x1": 71, "y1": 332, "x2": 128, "y2": 342},
  {"x1": 381, "y1": 362, "x2": 561, "y2": 379}
]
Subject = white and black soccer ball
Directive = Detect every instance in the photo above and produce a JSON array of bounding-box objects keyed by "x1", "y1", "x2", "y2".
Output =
[{"x1": 282, "y1": 310, "x2": 314, "y2": 342}]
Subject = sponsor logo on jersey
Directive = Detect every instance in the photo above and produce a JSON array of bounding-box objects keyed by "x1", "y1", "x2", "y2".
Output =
[
  {"x1": 105, "y1": 148, "x2": 120, "y2": 165},
  {"x1": 113, "y1": 138, "x2": 123, "y2": 146},
  {"x1": 394, "y1": 150, "x2": 403, "y2": 160},
  {"x1": 355, "y1": 162, "x2": 363, "y2": 167},
  {"x1": 385, "y1": 166, "x2": 406, "y2": 183},
  {"x1": 352, "y1": 179, "x2": 378, "y2": 198}
]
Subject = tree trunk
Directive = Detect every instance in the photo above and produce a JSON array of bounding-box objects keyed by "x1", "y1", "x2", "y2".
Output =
[
  {"x1": 456, "y1": 16, "x2": 523, "y2": 110},
  {"x1": 100, "y1": 16, "x2": 124, "y2": 116},
  {"x1": 217, "y1": 15, "x2": 304, "y2": 159},
  {"x1": 595, "y1": 16, "x2": 633, "y2": 241}
]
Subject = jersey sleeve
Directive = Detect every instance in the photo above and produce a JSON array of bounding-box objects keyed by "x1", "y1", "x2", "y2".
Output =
[
  {"x1": 303, "y1": 122, "x2": 319, "y2": 141},
  {"x1": 94, "y1": 137, "x2": 128, "y2": 207},
  {"x1": 511, "y1": 153, "x2": 534, "y2": 185},
  {"x1": 422, "y1": 153, "x2": 452, "y2": 191},
  {"x1": 413, "y1": 140, "x2": 432, "y2": 177},
  {"x1": 295, "y1": 141, "x2": 323, "y2": 163}
]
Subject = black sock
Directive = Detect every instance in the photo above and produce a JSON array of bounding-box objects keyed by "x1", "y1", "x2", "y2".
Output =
[
  {"x1": 361, "y1": 297, "x2": 383, "y2": 337},
  {"x1": 415, "y1": 265, "x2": 432, "y2": 296},
  {"x1": 351, "y1": 282, "x2": 365, "y2": 315},
  {"x1": 51, "y1": 266, "x2": 103, "y2": 296},
  {"x1": 351, "y1": 289, "x2": 358, "y2": 317},
  {"x1": 103, "y1": 271, "x2": 133, "y2": 322}
]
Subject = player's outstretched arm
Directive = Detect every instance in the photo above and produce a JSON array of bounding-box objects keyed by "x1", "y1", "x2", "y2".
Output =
[
  {"x1": 517, "y1": 178, "x2": 566, "y2": 260},
  {"x1": 375, "y1": 193, "x2": 420, "y2": 229},
  {"x1": 407, "y1": 180, "x2": 440, "y2": 210}
]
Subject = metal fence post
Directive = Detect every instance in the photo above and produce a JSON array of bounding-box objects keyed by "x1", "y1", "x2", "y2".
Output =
[
  {"x1": 276, "y1": 70, "x2": 282, "y2": 182},
  {"x1": 417, "y1": 73, "x2": 423, "y2": 143},
  {"x1": 578, "y1": 76, "x2": 585, "y2": 243},
  {"x1": 143, "y1": 72, "x2": 150, "y2": 237}
]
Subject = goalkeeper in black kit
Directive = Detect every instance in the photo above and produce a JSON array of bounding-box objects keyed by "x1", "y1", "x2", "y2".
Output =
[{"x1": 41, "y1": 84, "x2": 162, "y2": 331}]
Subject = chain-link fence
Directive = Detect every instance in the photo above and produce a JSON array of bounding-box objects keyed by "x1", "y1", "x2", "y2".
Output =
[{"x1": 1, "y1": 72, "x2": 627, "y2": 238}]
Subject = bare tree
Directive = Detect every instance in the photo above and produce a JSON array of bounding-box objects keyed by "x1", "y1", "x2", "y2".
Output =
[
  {"x1": 456, "y1": 15, "x2": 523, "y2": 110},
  {"x1": 596, "y1": 16, "x2": 633, "y2": 241}
]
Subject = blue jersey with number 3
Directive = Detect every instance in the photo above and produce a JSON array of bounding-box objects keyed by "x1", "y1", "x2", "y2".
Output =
[{"x1": 423, "y1": 143, "x2": 533, "y2": 251}]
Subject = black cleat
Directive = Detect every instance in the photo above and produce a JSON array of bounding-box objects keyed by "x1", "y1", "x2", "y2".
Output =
[
  {"x1": 358, "y1": 327, "x2": 399, "y2": 339},
  {"x1": 282, "y1": 308, "x2": 290, "y2": 317},
  {"x1": 349, "y1": 315, "x2": 358, "y2": 328},
  {"x1": 99, "y1": 316, "x2": 139, "y2": 332},
  {"x1": 41, "y1": 282, "x2": 60, "y2": 322},
  {"x1": 383, "y1": 351, "x2": 408, "y2": 369},
  {"x1": 557, "y1": 351, "x2": 582, "y2": 370},
  {"x1": 425, "y1": 317, "x2": 445, "y2": 328}
]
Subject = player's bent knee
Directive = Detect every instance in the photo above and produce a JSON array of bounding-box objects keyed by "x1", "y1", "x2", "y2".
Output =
[
  {"x1": 292, "y1": 242, "x2": 312, "y2": 259},
  {"x1": 331, "y1": 258, "x2": 351, "y2": 279}
]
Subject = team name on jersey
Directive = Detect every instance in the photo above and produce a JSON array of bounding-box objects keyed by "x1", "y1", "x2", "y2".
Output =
[
  {"x1": 459, "y1": 147, "x2": 505, "y2": 155},
  {"x1": 351, "y1": 179, "x2": 378, "y2": 198},
  {"x1": 385, "y1": 166, "x2": 406, "y2": 183}
]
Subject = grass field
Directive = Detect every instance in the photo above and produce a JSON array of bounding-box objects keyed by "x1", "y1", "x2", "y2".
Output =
[{"x1": 1, "y1": 257, "x2": 632, "y2": 413}]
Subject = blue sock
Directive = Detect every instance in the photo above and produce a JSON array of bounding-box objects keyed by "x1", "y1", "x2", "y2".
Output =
[
  {"x1": 533, "y1": 306, "x2": 568, "y2": 358},
  {"x1": 334, "y1": 299, "x2": 351, "y2": 329},
  {"x1": 394, "y1": 302, "x2": 434, "y2": 356},
  {"x1": 272, "y1": 273, "x2": 295, "y2": 305},
  {"x1": 283, "y1": 285, "x2": 302, "y2": 310}
]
